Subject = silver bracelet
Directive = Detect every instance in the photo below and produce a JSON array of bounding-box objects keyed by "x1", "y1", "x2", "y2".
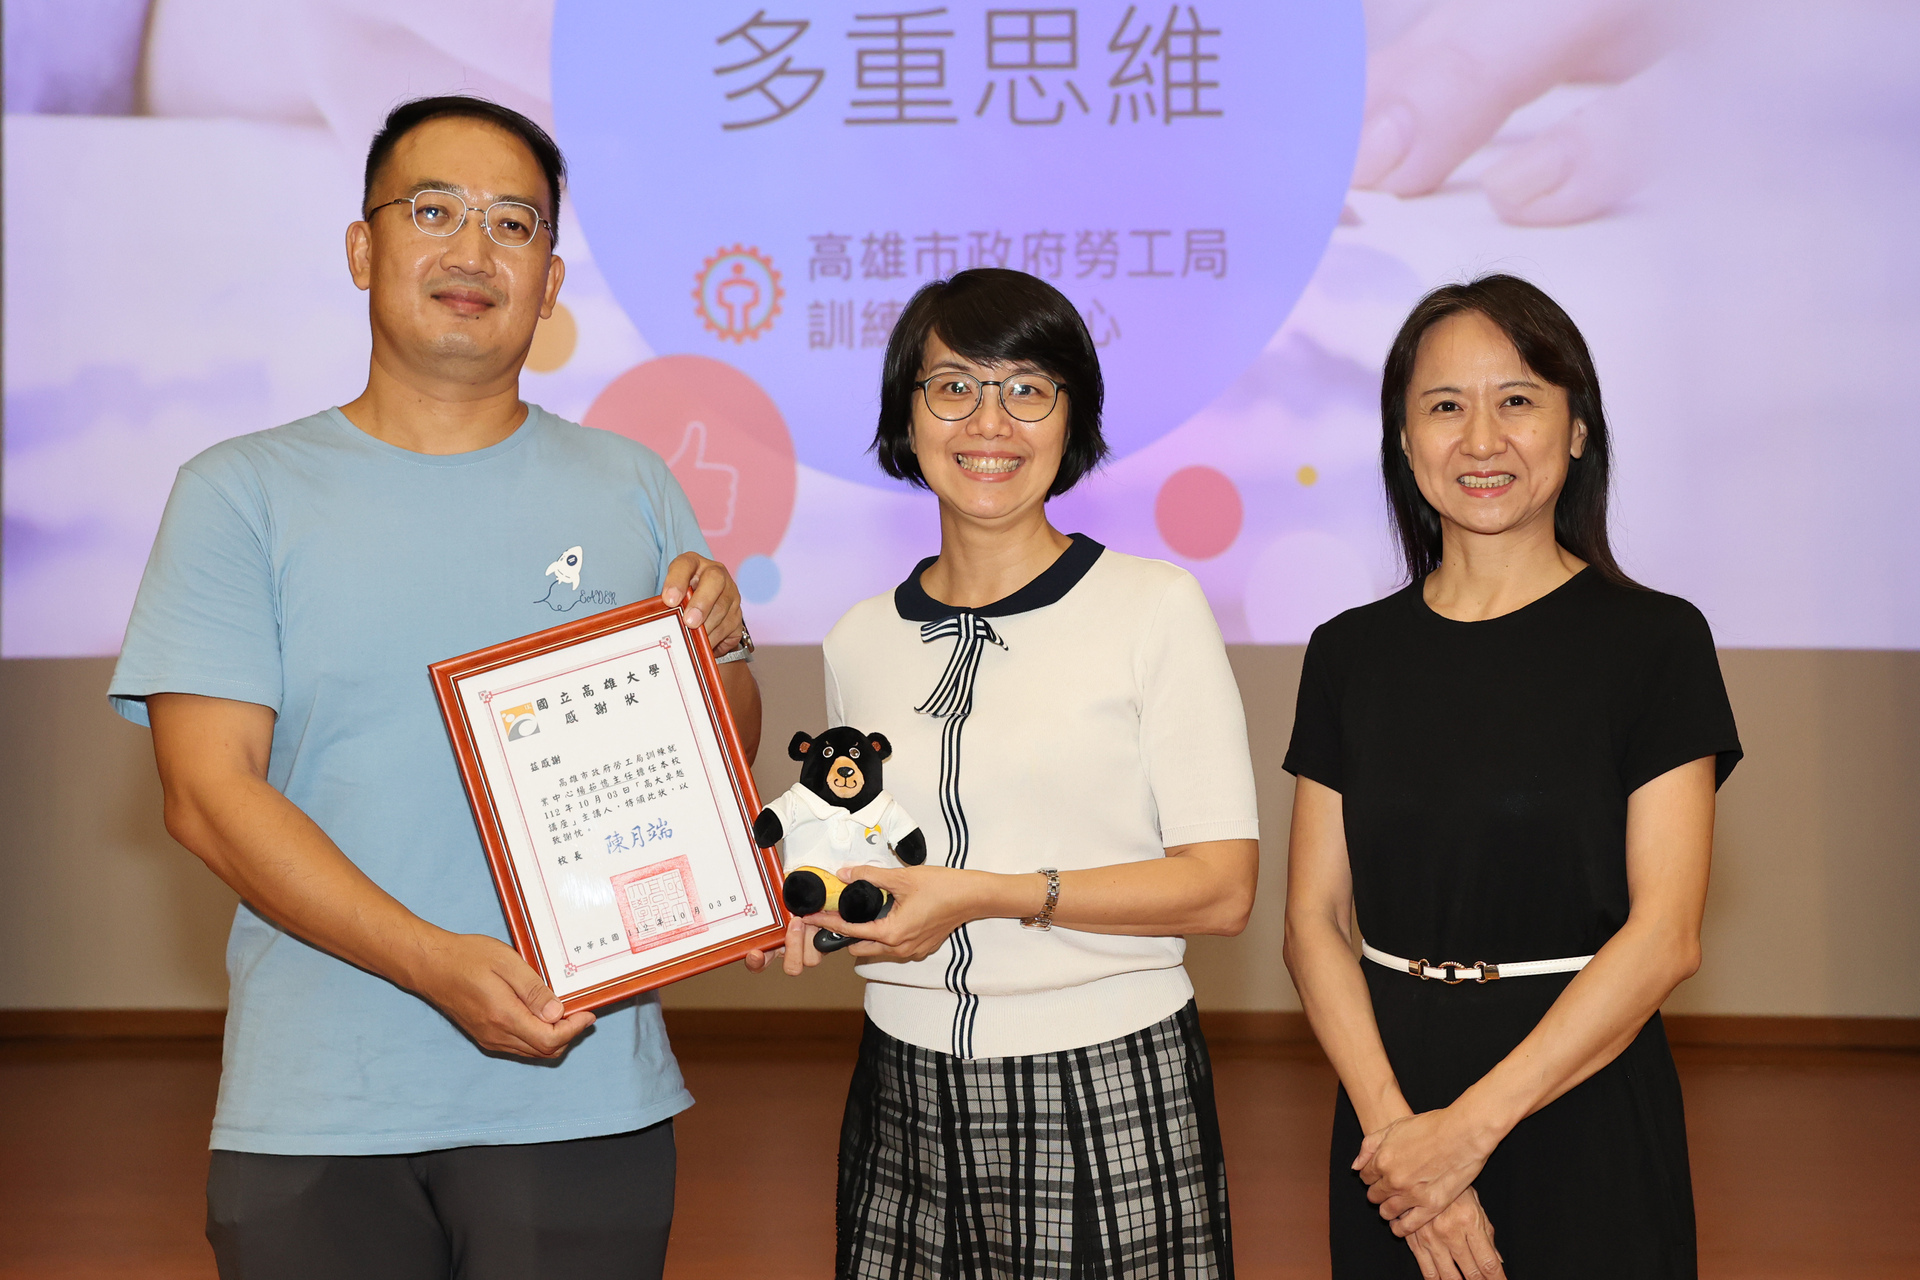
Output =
[
  {"x1": 714, "y1": 623, "x2": 755, "y2": 665},
  {"x1": 1021, "y1": 867, "x2": 1060, "y2": 931}
]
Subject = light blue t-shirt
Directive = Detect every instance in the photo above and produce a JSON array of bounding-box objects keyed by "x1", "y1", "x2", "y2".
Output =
[{"x1": 109, "y1": 405, "x2": 705, "y2": 1155}]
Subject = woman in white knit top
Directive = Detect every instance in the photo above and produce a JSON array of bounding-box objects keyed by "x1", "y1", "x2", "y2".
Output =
[{"x1": 747, "y1": 268, "x2": 1260, "y2": 1279}]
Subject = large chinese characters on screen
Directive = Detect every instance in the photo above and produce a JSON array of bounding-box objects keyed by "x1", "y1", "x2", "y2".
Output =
[{"x1": 555, "y1": 2, "x2": 1362, "y2": 484}]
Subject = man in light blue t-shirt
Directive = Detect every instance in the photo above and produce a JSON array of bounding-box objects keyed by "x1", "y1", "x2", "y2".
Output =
[{"x1": 108, "y1": 97, "x2": 761, "y2": 1279}]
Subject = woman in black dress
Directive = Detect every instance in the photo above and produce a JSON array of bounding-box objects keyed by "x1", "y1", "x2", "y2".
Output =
[{"x1": 1282, "y1": 275, "x2": 1741, "y2": 1279}]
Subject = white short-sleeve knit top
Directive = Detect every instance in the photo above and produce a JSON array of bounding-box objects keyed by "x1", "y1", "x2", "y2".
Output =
[{"x1": 821, "y1": 535, "x2": 1259, "y2": 1059}]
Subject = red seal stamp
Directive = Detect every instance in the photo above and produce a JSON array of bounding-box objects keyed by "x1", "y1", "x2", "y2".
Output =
[
  {"x1": 611, "y1": 854, "x2": 709, "y2": 954},
  {"x1": 693, "y1": 245, "x2": 782, "y2": 343}
]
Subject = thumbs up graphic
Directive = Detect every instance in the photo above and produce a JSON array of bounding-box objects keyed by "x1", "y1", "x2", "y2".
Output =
[
  {"x1": 585, "y1": 355, "x2": 795, "y2": 575},
  {"x1": 666, "y1": 421, "x2": 740, "y2": 539}
]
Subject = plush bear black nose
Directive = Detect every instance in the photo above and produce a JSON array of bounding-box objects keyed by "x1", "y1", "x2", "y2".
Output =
[{"x1": 836, "y1": 765, "x2": 854, "y2": 778}]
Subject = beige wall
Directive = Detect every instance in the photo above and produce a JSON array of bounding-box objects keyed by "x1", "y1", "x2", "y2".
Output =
[{"x1": 2, "y1": 646, "x2": 1915, "y2": 1017}]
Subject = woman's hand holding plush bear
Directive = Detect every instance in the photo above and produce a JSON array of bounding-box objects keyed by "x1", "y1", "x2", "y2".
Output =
[
  {"x1": 812, "y1": 862, "x2": 1043, "y2": 964},
  {"x1": 741, "y1": 726, "x2": 927, "y2": 973}
]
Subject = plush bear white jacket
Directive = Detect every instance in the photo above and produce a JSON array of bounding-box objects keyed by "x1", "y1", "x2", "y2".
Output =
[{"x1": 766, "y1": 782, "x2": 921, "y2": 875}]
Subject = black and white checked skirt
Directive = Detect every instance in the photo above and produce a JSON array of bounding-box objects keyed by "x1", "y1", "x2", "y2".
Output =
[{"x1": 836, "y1": 1000, "x2": 1233, "y2": 1279}]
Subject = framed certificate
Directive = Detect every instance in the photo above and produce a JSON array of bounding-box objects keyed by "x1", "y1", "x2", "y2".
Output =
[{"x1": 430, "y1": 598, "x2": 786, "y2": 1012}]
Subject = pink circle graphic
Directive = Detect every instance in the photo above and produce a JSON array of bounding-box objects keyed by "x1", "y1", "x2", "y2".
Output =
[
  {"x1": 585, "y1": 355, "x2": 797, "y2": 571},
  {"x1": 1155, "y1": 466, "x2": 1244, "y2": 561}
]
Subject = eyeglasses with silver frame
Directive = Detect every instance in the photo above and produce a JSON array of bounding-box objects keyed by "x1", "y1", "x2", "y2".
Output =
[
  {"x1": 366, "y1": 190, "x2": 553, "y2": 249},
  {"x1": 916, "y1": 371, "x2": 1064, "y2": 424}
]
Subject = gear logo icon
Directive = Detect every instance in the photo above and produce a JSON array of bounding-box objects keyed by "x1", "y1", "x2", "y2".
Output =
[{"x1": 693, "y1": 245, "x2": 782, "y2": 343}]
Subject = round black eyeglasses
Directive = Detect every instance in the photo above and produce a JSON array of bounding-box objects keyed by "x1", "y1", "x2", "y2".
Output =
[{"x1": 917, "y1": 372, "x2": 1063, "y2": 423}]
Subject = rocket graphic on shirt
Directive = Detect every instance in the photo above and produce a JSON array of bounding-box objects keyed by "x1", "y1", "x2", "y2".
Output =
[
  {"x1": 534, "y1": 544, "x2": 615, "y2": 612},
  {"x1": 545, "y1": 546, "x2": 584, "y2": 590}
]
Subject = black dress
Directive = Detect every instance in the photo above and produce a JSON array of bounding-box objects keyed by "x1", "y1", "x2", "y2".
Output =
[{"x1": 1282, "y1": 569, "x2": 1741, "y2": 1279}]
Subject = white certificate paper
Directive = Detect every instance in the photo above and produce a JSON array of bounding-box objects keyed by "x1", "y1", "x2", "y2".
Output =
[{"x1": 441, "y1": 607, "x2": 779, "y2": 1004}]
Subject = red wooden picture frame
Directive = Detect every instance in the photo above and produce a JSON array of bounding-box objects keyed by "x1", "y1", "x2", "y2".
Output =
[{"x1": 430, "y1": 596, "x2": 787, "y2": 1013}]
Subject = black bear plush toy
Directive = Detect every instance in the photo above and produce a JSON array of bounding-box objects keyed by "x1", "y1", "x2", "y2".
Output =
[{"x1": 753, "y1": 727, "x2": 925, "y2": 952}]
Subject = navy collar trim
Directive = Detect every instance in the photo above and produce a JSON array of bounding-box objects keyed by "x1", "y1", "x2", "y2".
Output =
[{"x1": 894, "y1": 533, "x2": 1105, "y2": 622}]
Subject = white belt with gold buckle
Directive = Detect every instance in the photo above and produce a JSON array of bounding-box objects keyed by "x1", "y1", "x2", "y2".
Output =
[{"x1": 1361, "y1": 940, "x2": 1594, "y2": 985}]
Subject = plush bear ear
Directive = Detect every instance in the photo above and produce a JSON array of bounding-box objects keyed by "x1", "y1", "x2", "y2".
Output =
[
  {"x1": 789, "y1": 732, "x2": 814, "y2": 761},
  {"x1": 868, "y1": 732, "x2": 892, "y2": 761}
]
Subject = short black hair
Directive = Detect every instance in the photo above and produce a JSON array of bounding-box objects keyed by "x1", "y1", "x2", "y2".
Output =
[
  {"x1": 874, "y1": 268, "x2": 1107, "y2": 498},
  {"x1": 362, "y1": 96, "x2": 566, "y2": 246},
  {"x1": 1380, "y1": 273, "x2": 1639, "y2": 588}
]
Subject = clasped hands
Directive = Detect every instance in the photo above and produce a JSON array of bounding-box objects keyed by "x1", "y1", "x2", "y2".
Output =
[{"x1": 1356, "y1": 1108, "x2": 1507, "y2": 1280}]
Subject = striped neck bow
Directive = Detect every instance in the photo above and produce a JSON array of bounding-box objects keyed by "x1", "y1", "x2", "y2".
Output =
[{"x1": 914, "y1": 614, "x2": 1007, "y2": 718}]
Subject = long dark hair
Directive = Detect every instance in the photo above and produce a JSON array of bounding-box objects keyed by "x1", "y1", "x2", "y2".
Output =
[{"x1": 1380, "y1": 273, "x2": 1640, "y2": 588}]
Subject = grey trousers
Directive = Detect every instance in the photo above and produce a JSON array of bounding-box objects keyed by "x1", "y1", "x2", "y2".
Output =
[{"x1": 206, "y1": 1120, "x2": 675, "y2": 1280}]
